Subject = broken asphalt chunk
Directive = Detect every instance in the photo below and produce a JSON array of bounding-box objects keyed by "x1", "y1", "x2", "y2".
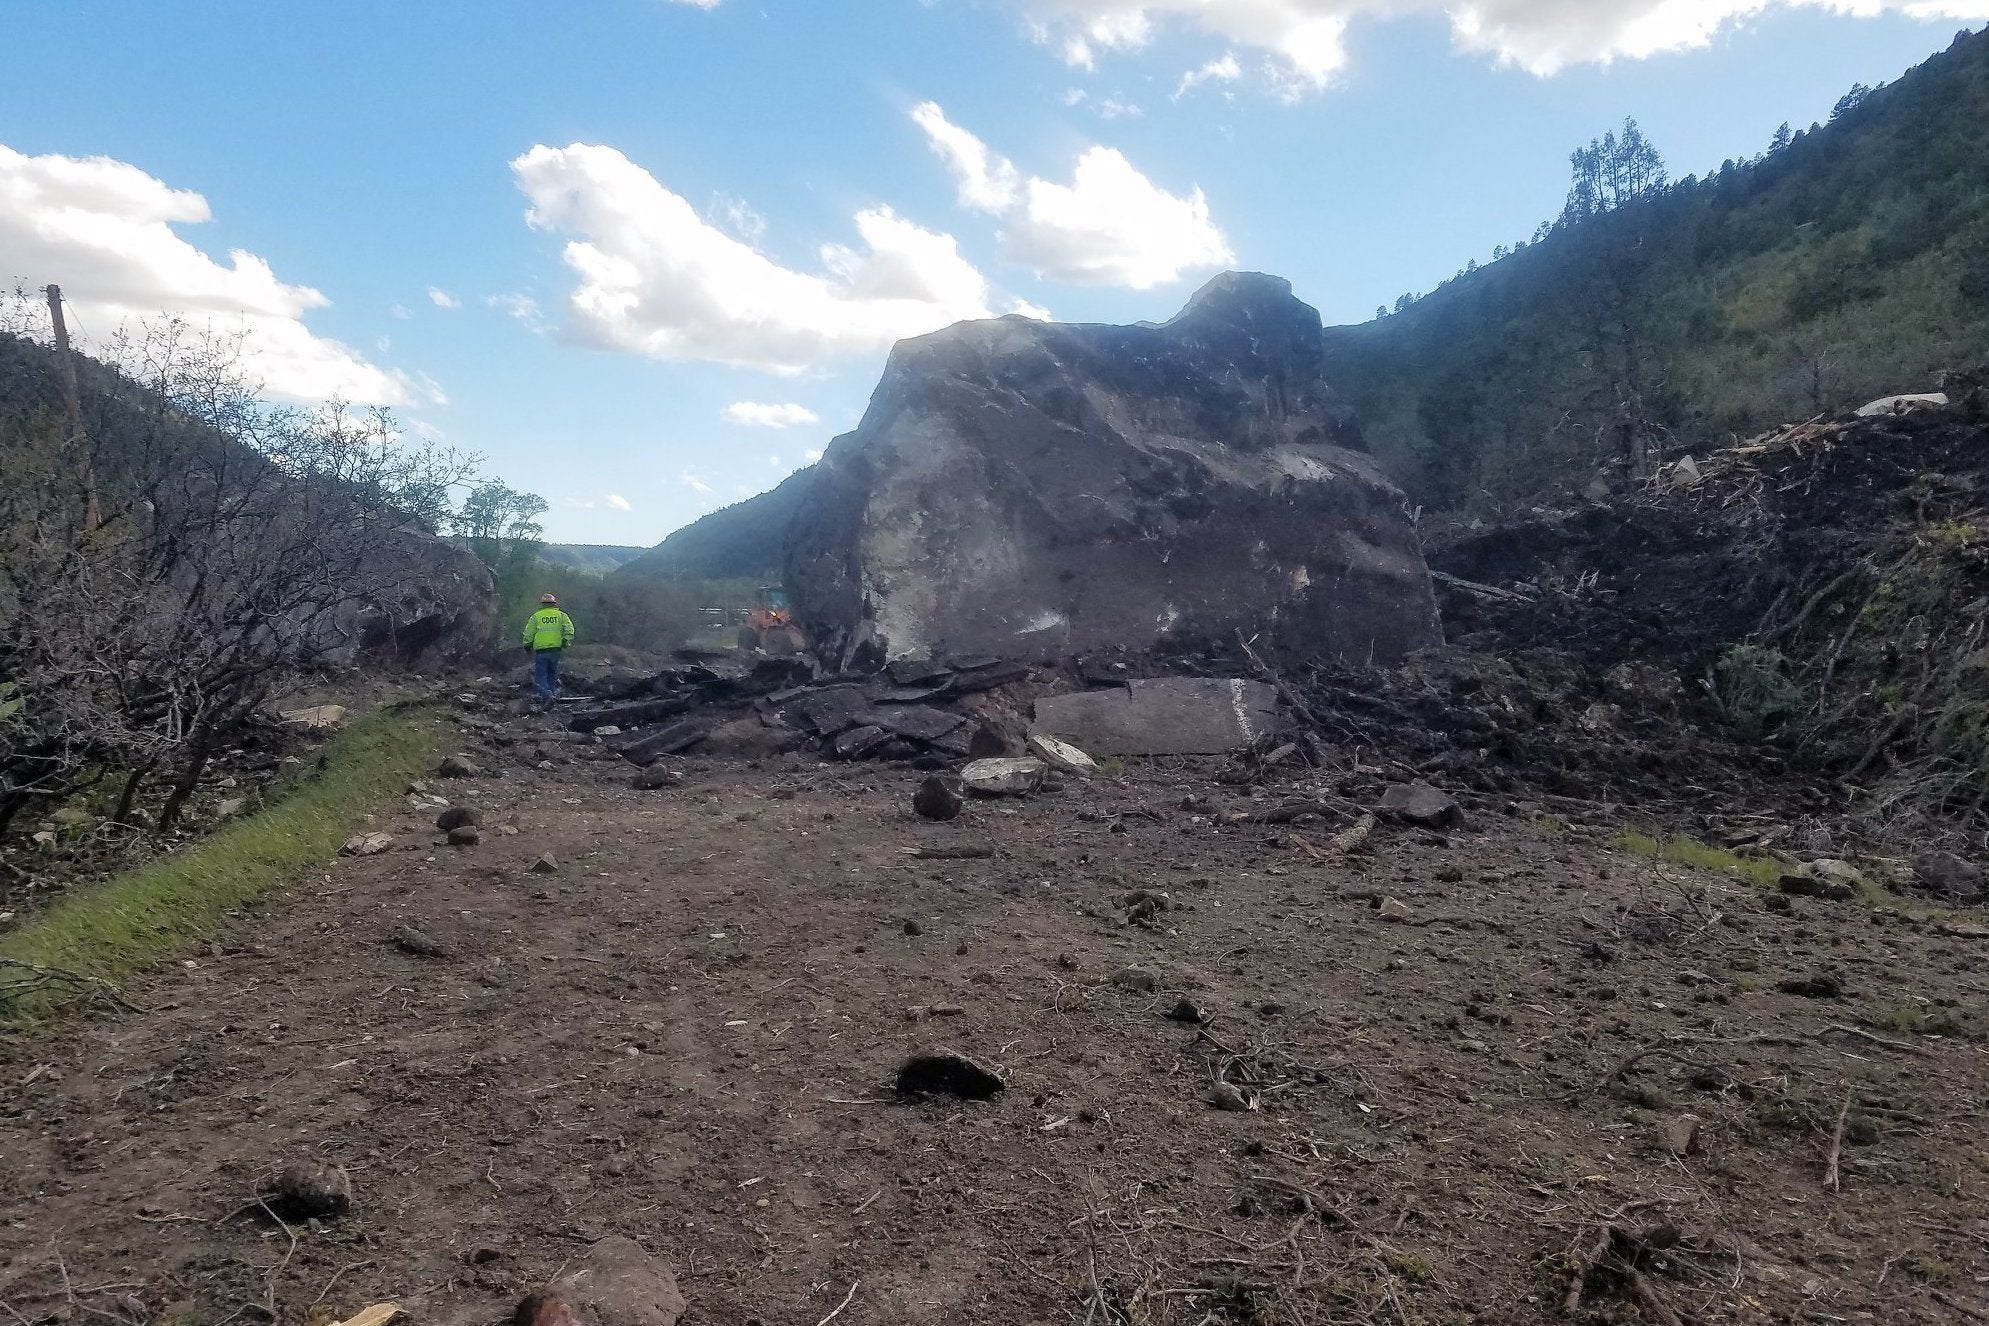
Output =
[
  {"x1": 960, "y1": 756, "x2": 1047, "y2": 796},
  {"x1": 912, "y1": 774, "x2": 965, "y2": 821},
  {"x1": 1034, "y1": 678, "x2": 1277, "y2": 756}
]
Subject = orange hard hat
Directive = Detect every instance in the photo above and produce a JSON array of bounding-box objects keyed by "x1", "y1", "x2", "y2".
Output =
[{"x1": 540, "y1": 593, "x2": 558, "y2": 605}]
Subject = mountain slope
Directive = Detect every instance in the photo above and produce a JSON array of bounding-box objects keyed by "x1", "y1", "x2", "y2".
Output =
[
  {"x1": 611, "y1": 465, "x2": 816, "y2": 583},
  {"x1": 1325, "y1": 24, "x2": 1989, "y2": 513}
]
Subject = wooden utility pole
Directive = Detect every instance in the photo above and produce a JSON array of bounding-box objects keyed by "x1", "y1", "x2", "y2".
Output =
[{"x1": 45, "y1": 283, "x2": 101, "y2": 533}]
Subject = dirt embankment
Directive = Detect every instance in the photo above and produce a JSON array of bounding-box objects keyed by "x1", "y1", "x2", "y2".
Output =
[{"x1": 4, "y1": 710, "x2": 1987, "y2": 1325}]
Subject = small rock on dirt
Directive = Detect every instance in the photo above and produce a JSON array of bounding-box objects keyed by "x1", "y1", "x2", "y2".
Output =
[
  {"x1": 913, "y1": 775, "x2": 965, "y2": 821},
  {"x1": 1165, "y1": 997, "x2": 1207, "y2": 1024},
  {"x1": 529, "y1": 853, "x2": 559, "y2": 875},
  {"x1": 1777, "y1": 973, "x2": 1844, "y2": 999},
  {"x1": 447, "y1": 825, "x2": 482, "y2": 847},
  {"x1": 340, "y1": 832, "x2": 394, "y2": 857},
  {"x1": 1027, "y1": 733, "x2": 1098, "y2": 776},
  {"x1": 961, "y1": 756, "x2": 1047, "y2": 796},
  {"x1": 1779, "y1": 873, "x2": 1854, "y2": 901},
  {"x1": 438, "y1": 754, "x2": 480, "y2": 778},
  {"x1": 633, "y1": 764, "x2": 683, "y2": 790},
  {"x1": 526, "y1": 1234, "x2": 687, "y2": 1326},
  {"x1": 1206, "y1": 1083, "x2": 1251, "y2": 1112},
  {"x1": 1375, "y1": 781, "x2": 1463, "y2": 829},
  {"x1": 437, "y1": 806, "x2": 480, "y2": 832},
  {"x1": 1113, "y1": 965, "x2": 1160, "y2": 992},
  {"x1": 896, "y1": 1048, "x2": 1004, "y2": 1099},
  {"x1": 1378, "y1": 897, "x2": 1416, "y2": 922},
  {"x1": 391, "y1": 925, "x2": 452, "y2": 959},
  {"x1": 260, "y1": 1160, "x2": 353, "y2": 1220},
  {"x1": 903, "y1": 919, "x2": 924, "y2": 936},
  {"x1": 1663, "y1": 1114, "x2": 1703, "y2": 1157}
]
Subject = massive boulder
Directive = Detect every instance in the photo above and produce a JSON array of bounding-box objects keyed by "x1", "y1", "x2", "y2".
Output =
[{"x1": 787, "y1": 272, "x2": 1441, "y2": 667}]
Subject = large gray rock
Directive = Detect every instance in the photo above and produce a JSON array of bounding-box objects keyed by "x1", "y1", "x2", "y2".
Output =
[{"x1": 787, "y1": 272, "x2": 1440, "y2": 668}]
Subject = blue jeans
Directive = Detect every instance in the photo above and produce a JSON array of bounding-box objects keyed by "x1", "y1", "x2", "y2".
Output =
[{"x1": 532, "y1": 649, "x2": 562, "y2": 704}]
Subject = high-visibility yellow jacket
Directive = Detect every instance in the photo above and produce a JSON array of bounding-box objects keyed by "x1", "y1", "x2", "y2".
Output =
[{"x1": 523, "y1": 607, "x2": 576, "y2": 652}]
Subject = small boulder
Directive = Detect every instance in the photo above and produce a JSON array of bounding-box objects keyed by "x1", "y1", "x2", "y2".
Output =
[
  {"x1": 913, "y1": 775, "x2": 966, "y2": 822},
  {"x1": 523, "y1": 1234, "x2": 686, "y2": 1326},
  {"x1": 448, "y1": 825, "x2": 482, "y2": 847},
  {"x1": 438, "y1": 754, "x2": 480, "y2": 779},
  {"x1": 1663, "y1": 1114, "x2": 1703, "y2": 1158},
  {"x1": 1912, "y1": 850, "x2": 1984, "y2": 902},
  {"x1": 633, "y1": 765, "x2": 683, "y2": 791},
  {"x1": 1777, "y1": 972, "x2": 1844, "y2": 999},
  {"x1": 961, "y1": 757, "x2": 1047, "y2": 796},
  {"x1": 895, "y1": 1048, "x2": 1004, "y2": 1099},
  {"x1": 1112, "y1": 965, "x2": 1160, "y2": 993},
  {"x1": 1375, "y1": 781, "x2": 1463, "y2": 829},
  {"x1": 260, "y1": 1160, "x2": 353, "y2": 1220},
  {"x1": 340, "y1": 832, "x2": 395, "y2": 857},
  {"x1": 1027, "y1": 734, "x2": 1098, "y2": 777},
  {"x1": 1165, "y1": 998, "x2": 1207, "y2": 1024},
  {"x1": 392, "y1": 925, "x2": 451, "y2": 958},
  {"x1": 437, "y1": 806, "x2": 480, "y2": 832},
  {"x1": 1377, "y1": 897, "x2": 1416, "y2": 923},
  {"x1": 1205, "y1": 1083, "x2": 1251, "y2": 1112},
  {"x1": 1778, "y1": 873, "x2": 1854, "y2": 902},
  {"x1": 530, "y1": 853, "x2": 559, "y2": 875}
]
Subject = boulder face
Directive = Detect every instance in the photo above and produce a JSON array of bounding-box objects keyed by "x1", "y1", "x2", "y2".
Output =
[{"x1": 787, "y1": 272, "x2": 1441, "y2": 667}]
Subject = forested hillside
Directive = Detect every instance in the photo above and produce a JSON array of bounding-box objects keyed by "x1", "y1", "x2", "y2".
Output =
[{"x1": 1326, "y1": 24, "x2": 1989, "y2": 514}]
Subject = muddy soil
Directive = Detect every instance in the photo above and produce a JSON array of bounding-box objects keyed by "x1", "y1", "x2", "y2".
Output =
[{"x1": 4, "y1": 714, "x2": 1987, "y2": 1325}]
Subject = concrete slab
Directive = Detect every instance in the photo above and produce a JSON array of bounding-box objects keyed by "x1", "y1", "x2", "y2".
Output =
[{"x1": 1033, "y1": 678, "x2": 1279, "y2": 756}]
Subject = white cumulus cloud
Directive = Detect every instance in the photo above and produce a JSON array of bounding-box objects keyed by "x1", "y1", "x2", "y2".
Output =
[
  {"x1": 1019, "y1": 0, "x2": 1989, "y2": 89},
  {"x1": 0, "y1": 143, "x2": 411, "y2": 403},
  {"x1": 606, "y1": 493, "x2": 633, "y2": 511},
  {"x1": 913, "y1": 103, "x2": 1232, "y2": 289},
  {"x1": 512, "y1": 142, "x2": 995, "y2": 374},
  {"x1": 1175, "y1": 52, "x2": 1242, "y2": 97},
  {"x1": 725, "y1": 401, "x2": 821, "y2": 428},
  {"x1": 428, "y1": 286, "x2": 460, "y2": 309}
]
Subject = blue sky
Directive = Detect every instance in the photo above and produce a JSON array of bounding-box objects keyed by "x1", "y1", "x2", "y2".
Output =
[{"x1": 3, "y1": 1, "x2": 1984, "y2": 543}]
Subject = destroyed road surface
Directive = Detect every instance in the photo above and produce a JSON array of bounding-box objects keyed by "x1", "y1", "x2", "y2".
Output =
[{"x1": 5, "y1": 702, "x2": 1989, "y2": 1326}]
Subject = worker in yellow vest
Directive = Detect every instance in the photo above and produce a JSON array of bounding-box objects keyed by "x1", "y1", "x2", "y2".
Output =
[{"x1": 521, "y1": 593, "x2": 576, "y2": 711}]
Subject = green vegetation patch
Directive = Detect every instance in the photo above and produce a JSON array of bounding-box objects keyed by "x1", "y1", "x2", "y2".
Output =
[
  {"x1": 1614, "y1": 829, "x2": 1786, "y2": 889},
  {"x1": 1, "y1": 705, "x2": 447, "y2": 1021}
]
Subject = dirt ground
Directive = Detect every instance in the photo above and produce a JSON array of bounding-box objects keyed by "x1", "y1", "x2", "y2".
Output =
[{"x1": 4, "y1": 711, "x2": 1988, "y2": 1326}]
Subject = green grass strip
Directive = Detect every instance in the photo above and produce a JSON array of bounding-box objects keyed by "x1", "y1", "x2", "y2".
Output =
[
  {"x1": 1614, "y1": 829, "x2": 1788, "y2": 889},
  {"x1": 1, "y1": 703, "x2": 449, "y2": 1020}
]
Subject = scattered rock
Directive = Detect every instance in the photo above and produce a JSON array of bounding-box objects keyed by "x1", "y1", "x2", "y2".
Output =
[
  {"x1": 340, "y1": 832, "x2": 395, "y2": 857},
  {"x1": 1375, "y1": 782, "x2": 1463, "y2": 829},
  {"x1": 1777, "y1": 973, "x2": 1844, "y2": 999},
  {"x1": 529, "y1": 853, "x2": 559, "y2": 875},
  {"x1": 961, "y1": 757, "x2": 1047, "y2": 796},
  {"x1": 633, "y1": 764, "x2": 684, "y2": 790},
  {"x1": 929, "y1": 1002, "x2": 967, "y2": 1017},
  {"x1": 214, "y1": 797, "x2": 247, "y2": 820},
  {"x1": 438, "y1": 754, "x2": 480, "y2": 779},
  {"x1": 1113, "y1": 965, "x2": 1160, "y2": 993},
  {"x1": 1205, "y1": 1083, "x2": 1252, "y2": 1112},
  {"x1": 913, "y1": 775, "x2": 966, "y2": 821},
  {"x1": 593, "y1": 725, "x2": 622, "y2": 737},
  {"x1": 437, "y1": 806, "x2": 480, "y2": 832},
  {"x1": 830, "y1": 725, "x2": 891, "y2": 760},
  {"x1": 1810, "y1": 858, "x2": 1867, "y2": 889},
  {"x1": 903, "y1": 919, "x2": 924, "y2": 936},
  {"x1": 1937, "y1": 920, "x2": 1989, "y2": 939},
  {"x1": 895, "y1": 1048, "x2": 1004, "y2": 1099},
  {"x1": 1165, "y1": 998, "x2": 1207, "y2": 1024},
  {"x1": 447, "y1": 825, "x2": 482, "y2": 847},
  {"x1": 391, "y1": 925, "x2": 451, "y2": 959},
  {"x1": 525, "y1": 1234, "x2": 687, "y2": 1326},
  {"x1": 1378, "y1": 897, "x2": 1416, "y2": 923},
  {"x1": 260, "y1": 1160, "x2": 353, "y2": 1220}
]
